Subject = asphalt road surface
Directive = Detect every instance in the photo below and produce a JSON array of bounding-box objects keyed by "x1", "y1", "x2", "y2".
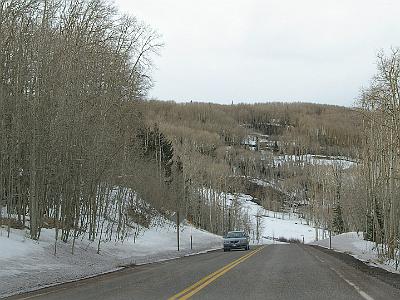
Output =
[{"x1": 6, "y1": 244, "x2": 400, "y2": 300}]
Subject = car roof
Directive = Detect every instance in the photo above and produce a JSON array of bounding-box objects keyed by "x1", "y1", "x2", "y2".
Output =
[{"x1": 228, "y1": 230, "x2": 245, "y2": 233}]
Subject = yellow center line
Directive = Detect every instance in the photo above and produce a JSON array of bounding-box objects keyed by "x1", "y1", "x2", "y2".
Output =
[
  {"x1": 168, "y1": 246, "x2": 265, "y2": 300},
  {"x1": 168, "y1": 249, "x2": 255, "y2": 300}
]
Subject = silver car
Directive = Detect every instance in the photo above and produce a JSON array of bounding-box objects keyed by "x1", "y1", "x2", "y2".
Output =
[{"x1": 223, "y1": 231, "x2": 250, "y2": 251}]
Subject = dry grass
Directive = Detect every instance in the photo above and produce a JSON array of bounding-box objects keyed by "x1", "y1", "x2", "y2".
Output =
[
  {"x1": 277, "y1": 236, "x2": 302, "y2": 243},
  {"x1": 0, "y1": 217, "x2": 25, "y2": 229}
]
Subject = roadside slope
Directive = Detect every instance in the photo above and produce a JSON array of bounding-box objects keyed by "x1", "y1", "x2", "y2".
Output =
[
  {"x1": 311, "y1": 232, "x2": 400, "y2": 274},
  {"x1": 0, "y1": 221, "x2": 221, "y2": 298}
]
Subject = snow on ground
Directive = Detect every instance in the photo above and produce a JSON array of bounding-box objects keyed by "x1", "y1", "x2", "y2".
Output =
[
  {"x1": 249, "y1": 178, "x2": 288, "y2": 196},
  {"x1": 268, "y1": 154, "x2": 357, "y2": 169},
  {"x1": 0, "y1": 232, "x2": 43, "y2": 260},
  {"x1": 227, "y1": 193, "x2": 323, "y2": 245},
  {"x1": 0, "y1": 221, "x2": 221, "y2": 298},
  {"x1": 311, "y1": 232, "x2": 400, "y2": 274}
]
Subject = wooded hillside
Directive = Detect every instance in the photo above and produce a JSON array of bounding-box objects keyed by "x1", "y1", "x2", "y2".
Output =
[
  {"x1": 143, "y1": 100, "x2": 362, "y2": 158},
  {"x1": 0, "y1": 0, "x2": 164, "y2": 251},
  {"x1": 139, "y1": 101, "x2": 363, "y2": 239}
]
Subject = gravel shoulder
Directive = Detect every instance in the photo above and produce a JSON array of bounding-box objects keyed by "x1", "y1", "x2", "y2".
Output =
[{"x1": 310, "y1": 244, "x2": 400, "y2": 290}]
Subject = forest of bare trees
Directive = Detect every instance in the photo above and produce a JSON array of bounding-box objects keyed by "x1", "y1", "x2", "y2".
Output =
[
  {"x1": 140, "y1": 100, "x2": 364, "y2": 242},
  {"x1": 358, "y1": 49, "x2": 400, "y2": 263},
  {"x1": 0, "y1": 0, "x2": 164, "y2": 251},
  {"x1": 0, "y1": 1, "x2": 254, "y2": 252}
]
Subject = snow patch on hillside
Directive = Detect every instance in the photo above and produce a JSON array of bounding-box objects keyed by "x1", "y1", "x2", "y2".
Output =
[
  {"x1": 267, "y1": 154, "x2": 357, "y2": 169},
  {"x1": 0, "y1": 221, "x2": 221, "y2": 298},
  {"x1": 311, "y1": 232, "x2": 400, "y2": 274},
  {"x1": 227, "y1": 193, "x2": 323, "y2": 244}
]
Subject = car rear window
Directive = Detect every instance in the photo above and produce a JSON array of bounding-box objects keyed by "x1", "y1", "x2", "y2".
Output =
[{"x1": 226, "y1": 232, "x2": 245, "y2": 238}]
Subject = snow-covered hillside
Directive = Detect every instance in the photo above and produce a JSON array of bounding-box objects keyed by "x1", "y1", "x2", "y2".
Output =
[
  {"x1": 0, "y1": 220, "x2": 221, "y2": 298},
  {"x1": 226, "y1": 193, "x2": 323, "y2": 244}
]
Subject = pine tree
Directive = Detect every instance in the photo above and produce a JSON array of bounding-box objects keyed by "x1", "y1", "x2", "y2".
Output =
[{"x1": 332, "y1": 203, "x2": 345, "y2": 234}]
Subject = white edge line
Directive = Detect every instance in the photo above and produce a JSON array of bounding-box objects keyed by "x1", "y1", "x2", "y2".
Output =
[{"x1": 329, "y1": 267, "x2": 375, "y2": 300}]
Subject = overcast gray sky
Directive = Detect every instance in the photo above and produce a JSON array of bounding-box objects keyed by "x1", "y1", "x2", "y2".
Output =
[{"x1": 114, "y1": 0, "x2": 399, "y2": 106}]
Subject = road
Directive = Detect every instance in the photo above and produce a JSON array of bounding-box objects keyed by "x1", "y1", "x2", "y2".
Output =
[{"x1": 6, "y1": 244, "x2": 400, "y2": 300}]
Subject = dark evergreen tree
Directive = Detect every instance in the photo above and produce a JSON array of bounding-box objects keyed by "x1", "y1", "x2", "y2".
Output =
[
  {"x1": 332, "y1": 203, "x2": 345, "y2": 234},
  {"x1": 365, "y1": 213, "x2": 374, "y2": 241},
  {"x1": 138, "y1": 125, "x2": 174, "y2": 179}
]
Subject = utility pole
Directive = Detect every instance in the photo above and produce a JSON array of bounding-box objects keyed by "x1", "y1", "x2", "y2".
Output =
[
  {"x1": 177, "y1": 211, "x2": 180, "y2": 251},
  {"x1": 328, "y1": 204, "x2": 332, "y2": 249},
  {"x1": 254, "y1": 214, "x2": 262, "y2": 244},
  {"x1": 190, "y1": 225, "x2": 193, "y2": 250}
]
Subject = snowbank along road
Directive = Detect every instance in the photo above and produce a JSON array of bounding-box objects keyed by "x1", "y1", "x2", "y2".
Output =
[{"x1": 5, "y1": 244, "x2": 400, "y2": 300}]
